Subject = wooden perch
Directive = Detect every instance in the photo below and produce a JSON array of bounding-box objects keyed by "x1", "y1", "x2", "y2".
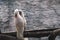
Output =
[
  {"x1": 0, "y1": 34, "x2": 20, "y2": 40},
  {"x1": 24, "y1": 30, "x2": 52, "y2": 38},
  {"x1": 24, "y1": 28, "x2": 60, "y2": 38},
  {"x1": 48, "y1": 29, "x2": 60, "y2": 40},
  {"x1": 0, "y1": 28, "x2": 60, "y2": 40},
  {"x1": 1, "y1": 28, "x2": 59, "y2": 38}
]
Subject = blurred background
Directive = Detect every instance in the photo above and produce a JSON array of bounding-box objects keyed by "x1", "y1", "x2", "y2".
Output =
[{"x1": 0, "y1": 0, "x2": 60, "y2": 40}]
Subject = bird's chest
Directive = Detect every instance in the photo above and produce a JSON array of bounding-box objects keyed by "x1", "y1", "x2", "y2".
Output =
[
  {"x1": 16, "y1": 17, "x2": 24, "y2": 24},
  {"x1": 15, "y1": 17, "x2": 24, "y2": 29}
]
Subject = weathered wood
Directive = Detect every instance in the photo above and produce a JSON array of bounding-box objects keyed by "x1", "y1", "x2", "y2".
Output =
[
  {"x1": 0, "y1": 34, "x2": 20, "y2": 40},
  {"x1": 24, "y1": 30, "x2": 52, "y2": 37},
  {"x1": 1, "y1": 28, "x2": 59, "y2": 38},
  {"x1": 0, "y1": 28, "x2": 60, "y2": 40},
  {"x1": 48, "y1": 29, "x2": 60, "y2": 40}
]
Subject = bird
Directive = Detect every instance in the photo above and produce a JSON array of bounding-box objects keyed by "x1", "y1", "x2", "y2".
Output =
[{"x1": 14, "y1": 9, "x2": 28, "y2": 40}]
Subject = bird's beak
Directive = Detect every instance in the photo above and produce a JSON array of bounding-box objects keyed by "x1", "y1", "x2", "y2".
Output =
[{"x1": 14, "y1": 9, "x2": 19, "y2": 18}]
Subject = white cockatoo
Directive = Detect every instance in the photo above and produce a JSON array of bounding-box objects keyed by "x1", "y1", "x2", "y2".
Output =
[{"x1": 14, "y1": 9, "x2": 28, "y2": 40}]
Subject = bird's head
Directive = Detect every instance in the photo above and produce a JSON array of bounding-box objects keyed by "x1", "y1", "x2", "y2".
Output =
[{"x1": 14, "y1": 9, "x2": 23, "y2": 18}]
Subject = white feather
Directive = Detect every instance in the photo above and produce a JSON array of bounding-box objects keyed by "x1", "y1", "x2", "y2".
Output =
[
  {"x1": 14, "y1": 9, "x2": 28, "y2": 40},
  {"x1": 14, "y1": 9, "x2": 19, "y2": 13}
]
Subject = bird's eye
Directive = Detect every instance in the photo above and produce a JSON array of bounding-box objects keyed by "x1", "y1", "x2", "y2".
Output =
[
  {"x1": 19, "y1": 11, "x2": 22, "y2": 16},
  {"x1": 15, "y1": 13, "x2": 17, "y2": 18}
]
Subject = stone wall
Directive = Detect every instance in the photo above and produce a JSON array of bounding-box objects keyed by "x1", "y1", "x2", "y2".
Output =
[{"x1": 0, "y1": 0, "x2": 60, "y2": 40}]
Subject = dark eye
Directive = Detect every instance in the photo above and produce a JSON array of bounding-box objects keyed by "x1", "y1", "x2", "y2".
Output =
[
  {"x1": 19, "y1": 11, "x2": 22, "y2": 16},
  {"x1": 15, "y1": 13, "x2": 17, "y2": 18}
]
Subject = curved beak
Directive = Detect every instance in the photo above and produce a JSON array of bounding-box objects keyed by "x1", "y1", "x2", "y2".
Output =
[{"x1": 14, "y1": 9, "x2": 19, "y2": 18}]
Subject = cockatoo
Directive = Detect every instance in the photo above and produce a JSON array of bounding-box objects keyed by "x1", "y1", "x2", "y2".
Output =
[{"x1": 14, "y1": 9, "x2": 28, "y2": 40}]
